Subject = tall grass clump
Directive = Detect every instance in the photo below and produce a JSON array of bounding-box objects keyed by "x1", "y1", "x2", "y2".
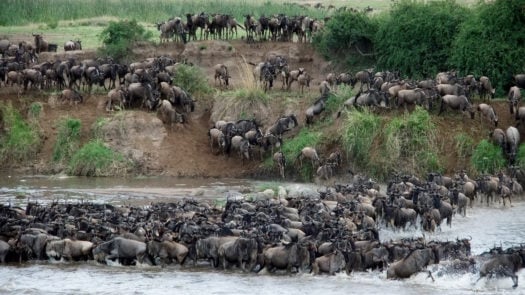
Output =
[
  {"x1": 380, "y1": 107, "x2": 441, "y2": 178},
  {"x1": 455, "y1": 133, "x2": 475, "y2": 167},
  {"x1": 52, "y1": 117, "x2": 81, "y2": 164},
  {"x1": 232, "y1": 58, "x2": 269, "y2": 104},
  {"x1": 68, "y1": 139, "x2": 131, "y2": 176},
  {"x1": 0, "y1": 102, "x2": 41, "y2": 164},
  {"x1": 470, "y1": 139, "x2": 507, "y2": 174},
  {"x1": 341, "y1": 108, "x2": 380, "y2": 168}
]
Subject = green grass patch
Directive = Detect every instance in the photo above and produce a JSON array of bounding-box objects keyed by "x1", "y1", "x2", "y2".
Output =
[
  {"x1": 341, "y1": 108, "x2": 381, "y2": 168},
  {"x1": 52, "y1": 117, "x2": 81, "y2": 164},
  {"x1": 470, "y1": 139, "x2": 507, "y2": 174},
  {"x1": 0, "y1": 102, "x2": 41, "y2": 165},
  {"x1": 68, "y1": 139, "x2": 131, "y2": 176}
]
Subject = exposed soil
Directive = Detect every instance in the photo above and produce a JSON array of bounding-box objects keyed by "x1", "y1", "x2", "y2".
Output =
[{"x1": 0, "y1": 40, "x2": 518, "y2": 179}]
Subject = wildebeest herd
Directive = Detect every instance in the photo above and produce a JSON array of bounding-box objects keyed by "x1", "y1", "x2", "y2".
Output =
[{"x1": 0, "y1": 170, "x2": 524, "y2": 288}]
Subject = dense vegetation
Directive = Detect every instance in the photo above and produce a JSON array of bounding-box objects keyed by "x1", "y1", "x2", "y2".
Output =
[{"x1": 314, "y1": 0, "x2": 524, "y2": 94}]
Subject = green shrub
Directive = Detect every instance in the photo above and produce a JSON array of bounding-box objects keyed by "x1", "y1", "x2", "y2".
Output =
[
  {"x1": 312, "y1": 10, "x2": 377, "y2": 69},
  {"x1": 52, "y1": 117, "x2": 81, "y2": 163},
  {"x1": 68, "y1": 139, "x2": 131, "y2": 176},
  {"x1": 375, "y1": 0, "x2": 468, "y2": 78},
  {"x1": 450, "y1": 0, "x2": 525, "y2": 95},
  {"x1": 172, "y1": 64, "x2": 213, "y2": 97},
  {"x1": 98, "y1": 19, "x2": 152, "y2": 61},
  {"x1": 471, "y1": 139, "x2": 507, "y2": 174},
  {"x1": 0, "y1": 102, "x2": 41, "y2": 164}
]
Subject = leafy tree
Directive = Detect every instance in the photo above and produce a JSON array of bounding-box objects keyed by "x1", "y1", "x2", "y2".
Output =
[
  {"x1": 98, "y1": 19, "x2": 152, "y2": 61},
  {"x1": 450, "y1": 0, "x2": 525, "y2": 95},
  {"x1": 375, "y1": 0, "x2": 468, "y2": 78}
]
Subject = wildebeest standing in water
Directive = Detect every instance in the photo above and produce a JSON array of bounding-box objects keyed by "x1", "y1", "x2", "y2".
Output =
[{"x1": 476, "y1": 248, "x2": 525, "y2": 288}]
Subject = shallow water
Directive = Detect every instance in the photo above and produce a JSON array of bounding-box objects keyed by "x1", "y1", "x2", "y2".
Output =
[{"x1": 1, "y1": 174, "x2": 524, "y2": 294}]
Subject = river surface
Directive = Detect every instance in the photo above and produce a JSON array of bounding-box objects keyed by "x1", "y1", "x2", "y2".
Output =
[{"x1": 0, "y1": 174, "x2": 524, "y2": 295}]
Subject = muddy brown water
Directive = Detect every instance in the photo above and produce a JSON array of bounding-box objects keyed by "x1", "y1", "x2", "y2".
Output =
[{"x1": 0, "y1": 174, "x2": 525, "y2": 294}]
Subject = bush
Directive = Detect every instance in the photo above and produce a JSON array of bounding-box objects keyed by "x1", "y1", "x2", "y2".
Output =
[
  {"x1": 471, "y1": 139, "x2": 507, "y2": 174},
  {"x1": 312, "y1": 10, "x2": 377, "y2": 69},
  {"x1": 375, "y1": 0, "x2": 468, "y2": 78},
  {"x1": 98, "y1": 19, "x2": 152, "y2": 61},
  {"x1": 0, "y1": 102, "x2": 41, "y2": 164},
  {"x1": 52, "y1": 117, "x2": 81, "y2": 164},
  {"x1": 450, "y1": 0, "x2": 525, "y2": 95},
  {"x1": 172, "y1": 64, "x2": 214, "y2": 101},
  {"x1": 68, "y1": 139, "x2": 131, "y2": 176}
]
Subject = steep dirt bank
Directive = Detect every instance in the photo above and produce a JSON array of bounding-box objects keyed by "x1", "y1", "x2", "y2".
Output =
[{"x1": 0, "y1": 40, "x2": 519, "y2": 179}]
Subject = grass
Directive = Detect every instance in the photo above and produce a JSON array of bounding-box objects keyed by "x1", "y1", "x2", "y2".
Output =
[
  {"x1": 341, "y1": 108, "x2": 380, "y2": 168},
  {"x1": 68, "y1": 139, "x2": 131, "y2": 176},
  {"x1": 470, "y1": 139, "x2": 507, "y2": 174},
  {"x1": 0, "y1": 0, "x2": 330, "y2": 27},
  {"x1": 0, "y1": 102, "x2": 42, "y2": 165},
  {"x1": 52, "y1": 117, "x2": 81, "y2": 164}
]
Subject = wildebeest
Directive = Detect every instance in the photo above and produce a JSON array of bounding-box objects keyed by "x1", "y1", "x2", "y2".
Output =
[
  {"x1": 267, "y1": 114, "x2": 298, "y2": 136},
  {"x1": 92, "y1": 237, "x2": 147, "y2": 265},
  {"x1": 397, "y1": 88, "x2": 429, "y2": 110},
  {"x1": 157, "y1": 100, "x2": 185, "y2": 128},
  {"x1": 479, "y1": 76, "x2": 495, "y2": 101},
  {"x1": 147, "y1": 239, "x2": 188, "y2": 266},
  {"x1": 506, "y1": 126, "x2": 520, "y2": 165},
  {"x1": 387, "y1": 246, "x2": 439, "y2": 280},
  {"x1": 214, "y1": 63, "x2": 230, "y2": 88},
  {"x1": 312, "y1": 250, "x2": 346, "y2": 275},
  {"x1": 508, "y1": 86, "x2": 521, "y2": 114},
  {"x1": 439, "y1": 95, "x2": 475, "y2": 119},
  {"x1": 477, "y1": 103, "x2": 498, "y2": 127},
  {"x1": 297, "y1": 146, "x2": 320, "y2": 168},
  {"x1": 105, "y1": 88, "x2": 126, "y2": 111},
  {"x1": 218, "y1": 237, "x2": 258, "y2": 271},
  {"x1": 64, "y1": 40, "x2": 82, "y2": 51},
  {"x1": 476, "y1": 249, "x2": 525, "y2": 288},
  {"x1": 194, "y1": 236, "x2": 239, "y2": 267},
  {"x1": 259, "y1": 240, "x2": 314, "y2": 273},
  {"x1": 490, "y1": 128, "x2": 506, "y2": 151},
  {"x1": 273, "y1": 151, "x2": 286, "y2": 179},
  {"x1": 59, "y1": 88, "x2": 83, "y2": 105},
  {"x1": 305, "y1": 96, "x2": 325, "y2": 124},
  {"x1": 45, "y1": 238, "x2": 93, "y2": 261},
  {"x1": 208, "y1": 128, "x2": 226, "y2": 154},
  {"x1": 354, "y1": 89, "x2": 388, "y2": 108}
]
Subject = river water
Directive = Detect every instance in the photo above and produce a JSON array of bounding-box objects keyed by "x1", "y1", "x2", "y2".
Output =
[{"x1": 0, "y1": 174, "x2": 524, "y2": 295}]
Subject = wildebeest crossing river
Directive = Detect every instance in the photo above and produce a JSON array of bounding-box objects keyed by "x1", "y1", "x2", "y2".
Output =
[{"x1": 0, "y1": 174, "x2": 524, "y2": 294}]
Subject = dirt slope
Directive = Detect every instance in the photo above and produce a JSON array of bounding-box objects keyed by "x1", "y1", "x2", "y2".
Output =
[{"x1": 0, "y1": 40, "x2": 518, "y2": 178}]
